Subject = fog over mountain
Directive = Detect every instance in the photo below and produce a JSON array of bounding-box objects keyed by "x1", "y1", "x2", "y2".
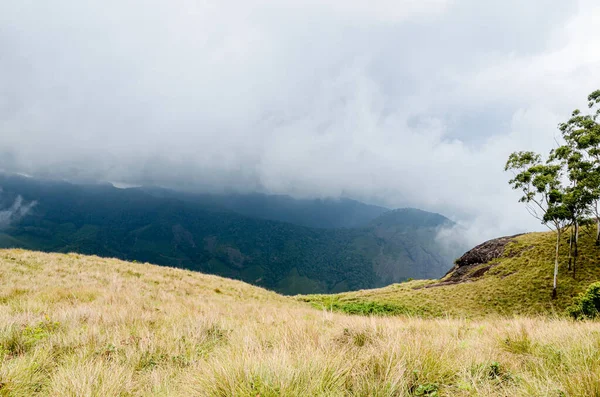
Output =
[
  {"x1": 0, "y1": 188, "x2": 37, "y2": 229},
  {"x1": 1, "y1": 0, "x2": 600, "y2": 245}
]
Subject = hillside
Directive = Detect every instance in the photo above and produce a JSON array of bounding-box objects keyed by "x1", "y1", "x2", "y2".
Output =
[
  {"x1": 2, "y1": 249, "x2": 600, "y2": 396},
  {"x1": 302, "y1": 228, "x2": 600, "y2": 317},
  {"x1": 0, "y1": 174, "x2": 465, "y2": 294},
  {"x1": 139, "y1": 187, "x2": 390, "y2": 229}
]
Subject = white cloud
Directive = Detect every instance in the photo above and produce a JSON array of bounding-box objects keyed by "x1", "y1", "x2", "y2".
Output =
[
  {"x1": 0, "y1": 193, "x2": 37, "y2": 230},
  {"x1": 1, "y1": 0, "x2": 599, "y2": 244}
]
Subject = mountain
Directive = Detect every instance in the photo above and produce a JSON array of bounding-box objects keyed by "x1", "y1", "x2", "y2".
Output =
[
  {"x1": 303, "y1": 228, "x2": 600, "y2": 317},
  {"x1": 0, "y1": 249, "x2": 596, "y2": 396},
  {"x1": 0, "y1": 174, "x2": 464, "y2": 294},
  {"x1": 138, "y1": 187, "x2": 390, "y2": 229}
]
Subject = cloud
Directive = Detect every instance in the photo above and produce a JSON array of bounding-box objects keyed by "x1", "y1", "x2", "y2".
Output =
[
  {"x1": 0, "y1": 190, "x2": 37, "y2": 229},
  {"x1": 1, "y1": 0, "x2": 599, "y2": 244}
]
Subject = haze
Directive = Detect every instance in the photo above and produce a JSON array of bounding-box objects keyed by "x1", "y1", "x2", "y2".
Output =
[{"x1": 1, "y1": 0, "x2": 600, "y2": 243}]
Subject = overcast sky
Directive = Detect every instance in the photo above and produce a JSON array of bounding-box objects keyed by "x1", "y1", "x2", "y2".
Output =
[{"x1": 1, "y1": 0, "x2": 600, "y2": 241}]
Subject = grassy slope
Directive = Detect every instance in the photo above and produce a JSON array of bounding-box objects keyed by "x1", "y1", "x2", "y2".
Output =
[
  {"x1": 1, "y1": 249, "x2": 600, "y2": 396},
  {"x1": 302, "y1": 229, "x2": 600, "y2": 318}
]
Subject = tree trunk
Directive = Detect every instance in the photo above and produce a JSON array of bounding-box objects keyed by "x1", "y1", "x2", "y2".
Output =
[
  {"x1": 573, "y1": 221, "x2": 579, "y2": 279},
  {"x1": 568, "y1": 227, "x2": 573, "y2": 271},
  {"x1": 552, "y1": 229, "x2": 560, "y2": 299},
  {"x1": 596, "y1": 218, "x2": 600, "y2": 246}
]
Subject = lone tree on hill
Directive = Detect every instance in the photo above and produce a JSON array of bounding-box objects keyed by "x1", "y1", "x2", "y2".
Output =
[
  {"x1": 548, "y1": 146, "x2": 595, "y2": 276},
  {"x1": 554, "y1": 90, "x2": 600, "y2": 245},
  {"x1": 505, "y1": 151, "x2": 571, "y2": 299},
  {"x1": 505, "y1": 89, "x2": 600, "y2": 298}
]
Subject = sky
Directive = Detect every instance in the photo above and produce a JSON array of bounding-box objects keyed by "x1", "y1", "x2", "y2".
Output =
[{"x1": 1, "y1": 0, "x2": 600, "y2": 243}]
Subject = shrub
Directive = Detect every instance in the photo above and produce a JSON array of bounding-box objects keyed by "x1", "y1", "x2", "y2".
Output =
[
  {"x1": 413, "y1": 383, "x2": 439, "y2": 396},
  {"x1": 325, "y1": 300, "x2": 414, "y2": 316},
  {"x1": 488, "y1": 361, "x2": 501, "y2": 379},
  {"x1": 568, "y1": 282, "x2": 600, "y2": 319}
]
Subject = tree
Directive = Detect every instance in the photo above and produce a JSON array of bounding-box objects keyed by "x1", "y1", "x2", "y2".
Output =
[
  {"x1": 549, "y1": 146, "x2": 595, "y2": 277},
  {"x1": 568, "y1": 281, "x2": 600, "y2": 320},
  {"x1": 561, "y1": 185, "x2": 592, "y2": 278},
  {"x1": 556, "y1": 90, "x2": 600, "y2": 245},
  {"x1": 505, "y1": 151, "x2": 571, "y2": 298}
]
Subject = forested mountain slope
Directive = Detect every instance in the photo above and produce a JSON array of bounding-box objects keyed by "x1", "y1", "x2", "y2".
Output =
[
  {"x1": 139, "y1": 187, "x2": 389, "y2": 229},
  {"x1": 0, "y1": 174, "x2": 463, "y2": 294}
]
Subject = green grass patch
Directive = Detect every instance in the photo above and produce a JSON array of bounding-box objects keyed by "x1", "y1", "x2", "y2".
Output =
[{"x1": 308, "y1": 296, "x2": 419, "y2": 316}]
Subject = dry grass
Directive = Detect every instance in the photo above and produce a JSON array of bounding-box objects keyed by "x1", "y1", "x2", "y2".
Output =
[{"x1": 1, "y1": 249, "x2": 600, "y2": 396}]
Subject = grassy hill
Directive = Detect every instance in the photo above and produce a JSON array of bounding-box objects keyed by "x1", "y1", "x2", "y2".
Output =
[
  {"x1": 302, "y1": 228, "x2": 600, "y2": 318},
  {"x1": 2, "y1": 249, "x2": 600, "y2": 396}
]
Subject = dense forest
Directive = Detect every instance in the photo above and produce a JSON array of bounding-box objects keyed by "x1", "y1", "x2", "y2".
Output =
[{"x1": 0, "y1": 174, "x2": 464, "y2": 294}]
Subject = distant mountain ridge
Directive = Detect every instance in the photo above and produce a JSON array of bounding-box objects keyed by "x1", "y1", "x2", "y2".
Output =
[
  {"x1": 0, "y1": 174, "x2": 466, "y2": 294},
  {"x1": 136, "y1": 187, "x2": 390, "y2": 229}
]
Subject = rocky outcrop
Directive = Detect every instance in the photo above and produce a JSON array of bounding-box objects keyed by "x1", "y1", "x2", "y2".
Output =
[
  {"x1": 453, "y1": 234, "x2": 523, "y2": 268},
  {"x1": 416, "y1": 234, "x2": 523, "y2": 289}
]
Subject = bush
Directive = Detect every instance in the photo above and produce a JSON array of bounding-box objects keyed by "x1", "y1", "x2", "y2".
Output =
[
  {"x1": 413, "y1": 383, "x2": 439, "y2": 396},
  {"x1": 329, "y1": 301, "x2": 411, "y2": 316},
  {"x1": 568, "y1": 282, "x2": 600, "y2": 320}
]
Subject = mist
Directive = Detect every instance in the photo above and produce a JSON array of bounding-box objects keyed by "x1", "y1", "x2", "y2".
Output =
[
  {"x1": 1, "y1": 0, "x2": 600, "y2": 244},
  {"x1": 0, "y1": 189, "x2": 37, "y2": 230}
]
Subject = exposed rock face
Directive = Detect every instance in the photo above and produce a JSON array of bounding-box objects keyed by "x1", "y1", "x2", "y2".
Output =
[
  {"x1": 453, "y1": 235, "x2": 523, "y2": 268},
  {"x1": 417, "y1": 234, "x2": 524, "y2": 289}
]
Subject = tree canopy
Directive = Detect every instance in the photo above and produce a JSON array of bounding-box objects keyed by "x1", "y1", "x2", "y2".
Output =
[{"x1": 506, "y1": 89, "x2": 600, "y2": 298}]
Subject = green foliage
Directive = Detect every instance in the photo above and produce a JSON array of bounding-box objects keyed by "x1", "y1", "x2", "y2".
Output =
[
  {"x1": 568, "y1": 281, "x2": 600, "y2": 319},
  {"x1": 413, "y1": 382, "x2": 439, "y2": 396},
  {"x1": 487, "y1": 361, "x2": 501, "y2": 379},
  {"x1": 505, "y1": 89, "x2": 600, "y2": 299},
  {"x1": 506, "y1": 89, "x2": 600, "y2": 231},
  {"x1": 505, "y1": 151, "x2": 570, "y2": 227},
  {"x1": 0, "y1": 319, "x2": 60, "y2": 357},
  {"x1": 0, "y1": 174, "x2": 463, "y2": 295},
  {"x1": 136, "y1": 351, "x2": 168, "y2": 371},
  {"x1": 315, "y1": 299, "x2": 415, "y2": 316}
]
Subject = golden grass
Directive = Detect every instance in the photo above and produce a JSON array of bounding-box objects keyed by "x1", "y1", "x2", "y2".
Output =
[{"x1": 1, "y1": 249, "x2": 600, "y2": 396}]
